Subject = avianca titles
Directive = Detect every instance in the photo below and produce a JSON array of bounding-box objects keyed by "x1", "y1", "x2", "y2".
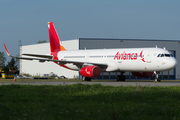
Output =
[{"x1": 4, "y1": 22, "x2": 178, "y2": 82}]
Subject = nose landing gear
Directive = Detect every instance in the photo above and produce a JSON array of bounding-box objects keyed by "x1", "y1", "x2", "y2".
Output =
[{"x1": 154, "y1": 71, "x2": 161, "y2": 83}]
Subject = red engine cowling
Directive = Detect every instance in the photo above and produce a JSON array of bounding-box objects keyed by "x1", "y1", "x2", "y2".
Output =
[
  {"x1": 132, "y1": 72, "x2": 154, "y2": 77},
  {"x1": 80, "y1": 66, "x2": 101, "y2": 78}
]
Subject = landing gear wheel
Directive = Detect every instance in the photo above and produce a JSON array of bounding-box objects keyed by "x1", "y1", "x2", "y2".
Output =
[
  {"x1": 82, "y1": 77, "x2": 91, "y2": 81},
  {"x1": 82, "y1": 77, "x2": 86, "y2": 81},
  {"x1": 116, "y1": 75, "x2": 120, "y2": 81},
  {"x1": 154, "y1": 71, "x2": 160, "y2": 83},
  {"x1": 116, "y1": 75, "x2": 126, "y2": 81},
  {"x1": 86, "y1": 77, "x2": 91, "y2": 81},
  {"x1": 122, "y1": 75, "x2": 126, "y2": 81},
  {"x1": 157, "y1": 78, "x2": 161, "y2": 82}
]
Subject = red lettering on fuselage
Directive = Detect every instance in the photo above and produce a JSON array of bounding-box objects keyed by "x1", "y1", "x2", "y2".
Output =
[{"x1": 114, "y1": 51, "x2": 138, "y2": 60}]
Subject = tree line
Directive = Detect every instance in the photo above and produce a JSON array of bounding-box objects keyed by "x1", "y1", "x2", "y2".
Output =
[
  {"x1": 0, "y1": 40, "x2": 46, "y2": 72},
  {"x1": 0, "y1": 51, "x2": 18, "y2": 72}
]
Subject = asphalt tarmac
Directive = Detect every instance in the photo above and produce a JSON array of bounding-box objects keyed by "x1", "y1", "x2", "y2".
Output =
[{"x1": 1, "y1": 80, "x2": 180, "y2": 86}]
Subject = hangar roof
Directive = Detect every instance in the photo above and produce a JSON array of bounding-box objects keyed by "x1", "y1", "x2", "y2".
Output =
[{"x1": 79, "y1": 38, "x2": 180, "y2": 42}]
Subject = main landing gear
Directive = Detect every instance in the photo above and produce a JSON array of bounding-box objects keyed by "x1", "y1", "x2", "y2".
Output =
[
  {"x1": 154, "y1": 71, "x2": 161, "y2": 83},
  {"x1": 116, "y1": 72, "x2": 126, "y2": 81},
  {"x1": 82, "y1": 77, "x2": 91, "y2": 81}
]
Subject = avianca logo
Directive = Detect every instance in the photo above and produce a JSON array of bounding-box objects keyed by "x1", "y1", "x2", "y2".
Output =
[
  {"x1": 85, "y1": 68, "x2": 90, "y2": 75},
  {"x1": 114, "y1": 51, "x2": 146, "y2": 62},
  {"x1": 140, "y1": 51, "x2": 145, "y2": 62}
]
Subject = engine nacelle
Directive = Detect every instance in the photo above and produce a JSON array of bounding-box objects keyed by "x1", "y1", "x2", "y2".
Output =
[
  {"x1": 80, "y1": 66, "x2": 101, "y2": 78},
  {"x1": 132, "y1": 72, "x2": 154, "y2": 78}
]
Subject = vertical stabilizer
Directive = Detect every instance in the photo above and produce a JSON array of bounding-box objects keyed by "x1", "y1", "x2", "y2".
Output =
[{"x1": 48, "y1": 22, "x2": 66, "y2": 53}]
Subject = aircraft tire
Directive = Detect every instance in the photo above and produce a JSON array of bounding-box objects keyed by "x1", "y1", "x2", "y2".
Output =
[
  {"x1": 82, "y1": 77, "x2": 91, "y2": 81},
  {"x1": 82, "y1": 77, "x2": 86, "y2": 81},
  {"x1": 116, "y1": 75, "x2": 120, "y2": 81},
  {"x1": 116, "y1": 75, "x2": 126, "y2": 81},
  {"x1": 157, "y1": 78, "x2": 161, "y2": 82},
  {"x1": 86, "y1": 77, "x2": 91, "y2": 81},
  {"x1": 122, "y1": 75, "x2": 126, "y2": 81}
]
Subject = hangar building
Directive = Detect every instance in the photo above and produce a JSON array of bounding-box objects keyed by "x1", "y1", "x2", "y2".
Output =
[{"x1": 20, "y1": 38, "x2": 180, "y2": 80}]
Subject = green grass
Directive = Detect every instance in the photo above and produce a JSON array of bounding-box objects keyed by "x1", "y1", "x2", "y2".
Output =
[{"x1": 0, "y1": 84, "x2": 180, "y2": 120}]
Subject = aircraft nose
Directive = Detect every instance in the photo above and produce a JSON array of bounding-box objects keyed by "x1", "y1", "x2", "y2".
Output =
[
  {"x1": 174, "y1": 58, "x2": 178, "y2": 67},
  {"x1": 168, "y1": 58, "x2": 178, "y2": 69}
]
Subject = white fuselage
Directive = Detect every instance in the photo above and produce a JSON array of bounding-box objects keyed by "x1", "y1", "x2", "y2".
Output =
[{"x1": 57, "y1": 48, "x2": 178, "y2": 72}]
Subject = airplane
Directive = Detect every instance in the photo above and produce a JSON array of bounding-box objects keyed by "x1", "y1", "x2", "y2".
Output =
[{"x1": 4, "y1": 22, "x2": 178, "y2": 82}]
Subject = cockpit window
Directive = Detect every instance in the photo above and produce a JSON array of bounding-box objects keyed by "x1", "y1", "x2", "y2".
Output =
[
  {"x1": 165, "y1": 54, "x2": 171, "y2": 57},
  {"x1": 157, "y1": 53, "x2": 173, "y2": 57},
  {"x1": 157, "y1": 54, "x2": 161, "y2": 57},
  {"x1": 161, "y1": 54, "x2": 164, "y2": 57}
]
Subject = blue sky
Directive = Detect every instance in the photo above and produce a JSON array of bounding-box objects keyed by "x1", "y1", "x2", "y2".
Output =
[{"x1": 0, "y1": 0, "x2": 180, "y2": 61}]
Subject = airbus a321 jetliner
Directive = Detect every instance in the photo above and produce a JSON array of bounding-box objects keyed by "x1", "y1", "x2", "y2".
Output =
[{"x1": 4, "y1": 22, "x2": 178, "y2": 82}]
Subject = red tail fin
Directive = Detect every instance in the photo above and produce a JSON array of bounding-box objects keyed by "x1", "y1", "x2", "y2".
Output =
[{"x1": 48, "y1": 22, "x2": 66, "y2": 52}]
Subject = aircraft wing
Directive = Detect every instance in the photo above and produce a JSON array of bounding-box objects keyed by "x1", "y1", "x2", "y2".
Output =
[
  {"x1": 4, "y1": 44, "x2": 107, "y2": 68},
  {"x1": 22, "y1": 54, "x2": 53, "y2": 59},
  {"x1": 56, "y1": 60, "x2": 108, "y2": 68}
]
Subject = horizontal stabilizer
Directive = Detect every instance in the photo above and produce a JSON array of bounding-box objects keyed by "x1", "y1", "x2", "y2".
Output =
[{"x1": 14, "y1": 56, "x2": 107, "y2": 69}]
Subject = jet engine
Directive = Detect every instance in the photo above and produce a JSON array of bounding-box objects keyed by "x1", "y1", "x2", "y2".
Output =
[
  {"x1": 80, "y1": 66, "x2": 101, "y2": 78},
  {"x1": 132, "y1": 72, "x2": 154, "y2": 77}
]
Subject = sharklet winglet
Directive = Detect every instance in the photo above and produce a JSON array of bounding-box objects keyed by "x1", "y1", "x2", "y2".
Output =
[{"x1": 4, "y1": 44, "x2": 11, "y2": 57}]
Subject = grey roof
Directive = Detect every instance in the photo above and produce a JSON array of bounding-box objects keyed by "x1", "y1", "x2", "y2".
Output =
[{"x1": 79, "y1": 38, "x2": 180, "y2": 42}]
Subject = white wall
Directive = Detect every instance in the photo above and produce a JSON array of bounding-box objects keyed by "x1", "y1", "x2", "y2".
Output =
[{"x1": 21, "y1": 39, "x2": 79, "y2": 78}]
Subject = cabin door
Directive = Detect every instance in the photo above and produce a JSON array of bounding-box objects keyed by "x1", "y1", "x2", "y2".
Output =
[{"x1": 147, "y1": 51, "x2": 154, "y2": 63}]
